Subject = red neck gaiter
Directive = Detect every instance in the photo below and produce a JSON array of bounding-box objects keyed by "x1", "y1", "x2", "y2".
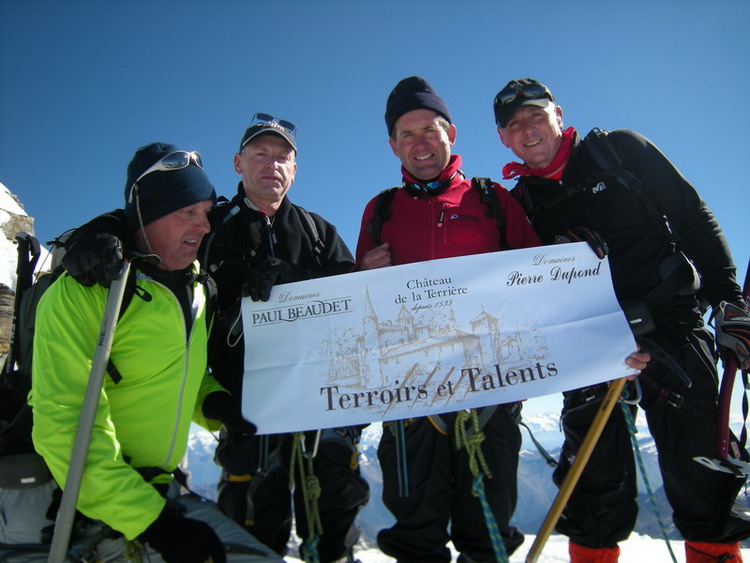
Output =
[{"x1": 502, "y1": 127, "x2": 578, "y2": 181}]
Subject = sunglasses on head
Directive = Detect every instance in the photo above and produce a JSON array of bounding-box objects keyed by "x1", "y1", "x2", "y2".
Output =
[
  {"x1": 250, "y1": 112, "x2": 297, "y2": 135},
  {"x1": 128, "y1": 151, "x2": 203, "y2": 203},
  {"x1": 495, "y1": 82, "x2": 552, "y2": 106}
]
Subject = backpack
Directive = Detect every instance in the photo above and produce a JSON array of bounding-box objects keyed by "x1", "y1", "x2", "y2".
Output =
[
  {"x1": 0, "y1": 232, "x2": 217, "y2": 477},
  {"x1": 366, "y1": 177, "x2": 506, "y2": 247},
  {"x1": 0, "y1": 233, "x2": 63, "y2": 487},
  {"x1": 512, "y1": 128, "x2": 701, "y2": 335},
  {"x1": 513, "y1": 128, "x2": 688, "y2": 248}
]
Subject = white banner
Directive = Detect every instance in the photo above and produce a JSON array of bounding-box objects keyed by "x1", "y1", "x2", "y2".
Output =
[{"x1": 242, "y1": 243, "x2": 636, "y2": 434}]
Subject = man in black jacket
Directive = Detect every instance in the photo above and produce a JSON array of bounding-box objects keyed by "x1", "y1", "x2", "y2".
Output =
[
  {"x1": 61, "y1": 115, "x2": 369, "y2": 563},
  {"x1": 206, "y1": 114, "x2": 369, "y2": 563},
  {"x1": 493, "y1": 78, "x2": 750, "y2": 562}
]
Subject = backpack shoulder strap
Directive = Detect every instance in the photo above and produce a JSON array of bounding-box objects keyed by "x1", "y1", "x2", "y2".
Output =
[
  {"x1": 200, "y1": 198, "x2": 242, "y2": 275},
  {"x1": 294, "y1": 205, "x2": 326, "y2": 262},
  {"x1": 104, "y1": 268, "x2": 139, "y2": 384},
  {"x1": 472, "y1": 177, "x2": 506, "y2": 249},
  {"x1": 366, "y1": 187, "x2": 399, "y2": 246},
  {"x1": 583, "y1": 128, "x2": 677, "y2": 243},
  {"x1": 202, "y1": 274, "x2": 218, "y2": 330}
]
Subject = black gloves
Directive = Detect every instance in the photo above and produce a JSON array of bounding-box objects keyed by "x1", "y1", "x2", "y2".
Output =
[
  {"x1": 139, "y1": 504, "x2": 226, "y2": 563},
  {"x1": 62, "y1": 232, "x2": 124, "y2": 287},
  {"x1": 715, "y1": 301, "x2": 750, "y2": 370},
  {"x1": 242, "y1": 257, "x2": 297, "y2": 301},
  {"x1": 553, "y1": 226, "x2": 609, "y2": 260},
  {"x1": 202, "y1": 391, "x2": 257, "y2": 436}
]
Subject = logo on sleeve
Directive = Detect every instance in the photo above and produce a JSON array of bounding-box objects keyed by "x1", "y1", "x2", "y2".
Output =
[{"x1": 591, "y1": 181, "x2": 607, "y2": 194}]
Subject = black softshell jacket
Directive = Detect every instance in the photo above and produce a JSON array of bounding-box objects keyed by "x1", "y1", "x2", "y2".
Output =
[
  {"x1": 512, "y1": 129, "x2": 741, "y2": 319},
  {"x1": 207, "y1": 183, "x2": 354, "y2": 394}
]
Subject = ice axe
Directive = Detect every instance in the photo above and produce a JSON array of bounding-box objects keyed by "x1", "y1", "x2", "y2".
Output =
[
  {"x1": 525, "y1": 377, "x2": 627, "y2": 563},
  {"x1": 47, "y1": 260, "x2": 131, "y2": 563},
  {"x1": 693, "y1": 257, "x2": 750, "y2": 476}
]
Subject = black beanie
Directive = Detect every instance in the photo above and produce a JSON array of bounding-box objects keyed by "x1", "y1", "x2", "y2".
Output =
[
  {"x1": 123, "y1": 142, "x2": 216, "y2": 230},
  {"x1": 384, "y1": 76, "x2": 452, "y2": 137}
]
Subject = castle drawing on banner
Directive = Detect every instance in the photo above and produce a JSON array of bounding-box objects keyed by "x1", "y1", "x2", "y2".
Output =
[{"x1": 322, "y1": 287, "x2": 549, "y2": 396}]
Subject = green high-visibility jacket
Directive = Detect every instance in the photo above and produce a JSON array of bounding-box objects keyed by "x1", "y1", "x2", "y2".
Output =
[{"x1": 30, "y1": 265, "x2": 225, "y2": 540}]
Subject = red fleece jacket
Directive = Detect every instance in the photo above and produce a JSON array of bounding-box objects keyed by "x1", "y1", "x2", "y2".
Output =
[{"x1": 355, "y1": 154, "x2": 540, "y2": 265}]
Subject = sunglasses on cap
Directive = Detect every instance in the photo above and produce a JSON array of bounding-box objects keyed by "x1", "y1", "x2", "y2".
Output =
[
  {"x1": 495, "y1": 82, "x2": 553, "y2": 106},
  {"x1": 128, "y1": 151, "x2": 203, "y2": 203},
  {"x1": 250, "y1": 112, "x2": 297, "y2": 135}
]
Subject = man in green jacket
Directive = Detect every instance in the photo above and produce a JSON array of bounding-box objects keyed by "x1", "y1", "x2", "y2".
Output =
[{"x1": 28, "y1": 143, "x2": 282, "y2": 562}]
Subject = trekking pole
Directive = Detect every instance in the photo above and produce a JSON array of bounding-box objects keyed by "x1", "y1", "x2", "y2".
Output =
[
  {"x1": 525, "y1": 377, "x2": 627, "y2": 563},
  {"x1": 47, "y1": 261, "x2": 131, "y2": 563}
]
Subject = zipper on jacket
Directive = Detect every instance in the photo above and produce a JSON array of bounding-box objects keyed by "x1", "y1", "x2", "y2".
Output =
[
  {"x1": 140, "y1": 274, "x2": 198, "y2": 470},
  {"x1": 263, "y1": 213, "x2": 277, "y2": 258}
]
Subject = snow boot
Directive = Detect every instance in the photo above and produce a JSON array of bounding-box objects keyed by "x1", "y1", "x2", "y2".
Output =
[
  {"x1": 685, "y1": 541, "x2": 743, "y2": 562},
  {"x1": 569, "y1": 541, "x2": 620, "y2": 562}
]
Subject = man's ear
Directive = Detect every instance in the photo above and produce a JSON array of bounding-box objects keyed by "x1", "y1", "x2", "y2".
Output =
[
  {"x1": 388, "y1": 137, "x2": 399, "y2": 157},
  {"x1": 555, "y1": 105, "x2": 564, "y2": 129},
  {"x1": 498, "y1": 127, "x2": 511, "y2": 148},
  {"x1": 233, "y1": 152, "x2": 243, "y2": 174},
  {"x1": 447, "y1": 123, "x2": 457, "y2": 146}
]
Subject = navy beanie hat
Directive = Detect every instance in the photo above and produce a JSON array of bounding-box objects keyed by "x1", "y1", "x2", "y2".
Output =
[
  {"x1": 384, "y1": 76, "x2": 452, "y2": 137},
  {"x1": 123, "y1": 142, "x2": 216, "y2": 230}
]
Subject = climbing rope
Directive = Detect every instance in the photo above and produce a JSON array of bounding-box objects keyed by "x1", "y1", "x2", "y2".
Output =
[
  {"x1": 454, "y1": 410, "x2": 509, "y2": 563},
  {"x1": 290, "y1": 432, "x2": 323, "y2": 563},
  {"x1": 620, "y1": 402, "x2": 677, "y2": 563}
]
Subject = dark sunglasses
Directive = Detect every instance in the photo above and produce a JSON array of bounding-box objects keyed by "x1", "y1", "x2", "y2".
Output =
[
  {"x1": 128, "y1": 151, "x2": 203, "y2": 203},
  {"x1": 495, "y1": 83, "x2": 552, "y2": 106},
  {"x1": 250, "y1": 112, "x2": 297, "y2": 135}
]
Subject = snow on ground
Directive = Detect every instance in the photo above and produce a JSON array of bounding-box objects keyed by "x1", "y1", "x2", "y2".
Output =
[{"x1": 286, "y1": 534, "x2": 749, "y2": 562}]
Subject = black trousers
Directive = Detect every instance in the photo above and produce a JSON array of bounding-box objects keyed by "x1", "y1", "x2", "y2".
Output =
[
  {"x1": 377, "y1": 405, "x2": 524, "y2": 563},
  {"x1": 554, "y1": 325, "x2": 750, "y2": 548},
  {"x1": 216, "y1": 427, "x2": 370, "y2": 562}
]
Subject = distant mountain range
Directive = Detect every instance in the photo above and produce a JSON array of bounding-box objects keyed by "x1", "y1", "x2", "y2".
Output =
[{"x1": 185, "y1": 412, "x2": 750, "y2": 550}]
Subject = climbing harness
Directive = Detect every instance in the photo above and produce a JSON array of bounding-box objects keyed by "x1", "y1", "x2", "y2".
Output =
[{"x1": 290, "y1": 431, "x2": 323, "y2": 563}]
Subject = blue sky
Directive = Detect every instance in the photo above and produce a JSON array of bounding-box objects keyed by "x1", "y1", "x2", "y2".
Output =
[{"x1": 2, "y1": 0, "x2": 749, "y2": 416}]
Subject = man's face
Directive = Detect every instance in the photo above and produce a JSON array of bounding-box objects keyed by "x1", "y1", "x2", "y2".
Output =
[
  {"x1": 139, "y1": 200, "x2": 213, "y2": 271},
  {"x1": 233, "y1": 134, "x2": 297, "y2": 209},
  {"x1": 498, "y1": 104, "x2": 564, "y2": 169},
  {"x1": 389, "y1": 109, "x2": 456, "y2": 181}
]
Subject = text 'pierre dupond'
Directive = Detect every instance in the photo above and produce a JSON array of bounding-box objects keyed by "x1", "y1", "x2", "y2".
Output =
[{"x1": 507, "y1": 253, "x2": 603, "y2": 287}]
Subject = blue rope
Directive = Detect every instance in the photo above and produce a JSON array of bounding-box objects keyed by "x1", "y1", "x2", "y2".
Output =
[
  {"x1": 471, "y1": 472, "x2": 509, "y2": 562},
  {"x1": 302, "y1": 536, "x2": 320, "y2": 563},
  {"x1": 620, "y1": 402, "x2": 677, "y2": 563},
  {"x1": 455, "y1": 411, "x2": 510, "y2": 562},
  {"x1": 395, "y1": 420, "x2": 409, "y2": 497}
]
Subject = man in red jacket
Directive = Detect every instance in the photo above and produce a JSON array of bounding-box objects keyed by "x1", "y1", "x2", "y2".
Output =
[{"x1": 355, "y1": 76, "x2": 541, "y2": 562}]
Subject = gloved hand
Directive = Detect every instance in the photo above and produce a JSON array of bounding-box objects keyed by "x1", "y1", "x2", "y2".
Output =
[
  {"x1": 553, "y1": 226, "x2": 609, "y2": 260},
  {"x1": 202, "y1": 391, "x2": 257, "y2": 436},
  {"x1": 139, "y1": 505, "x2": 226, "y2": 563},
  {"x1": 715, "y1": 301, "x2": 750, "y2": 370},
  {"x1": 242, "y1": 257, "x2": 297, "y2": 301},
  {"x1": 62, "y1": 232, "x2": 124, "y2": 287}
]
